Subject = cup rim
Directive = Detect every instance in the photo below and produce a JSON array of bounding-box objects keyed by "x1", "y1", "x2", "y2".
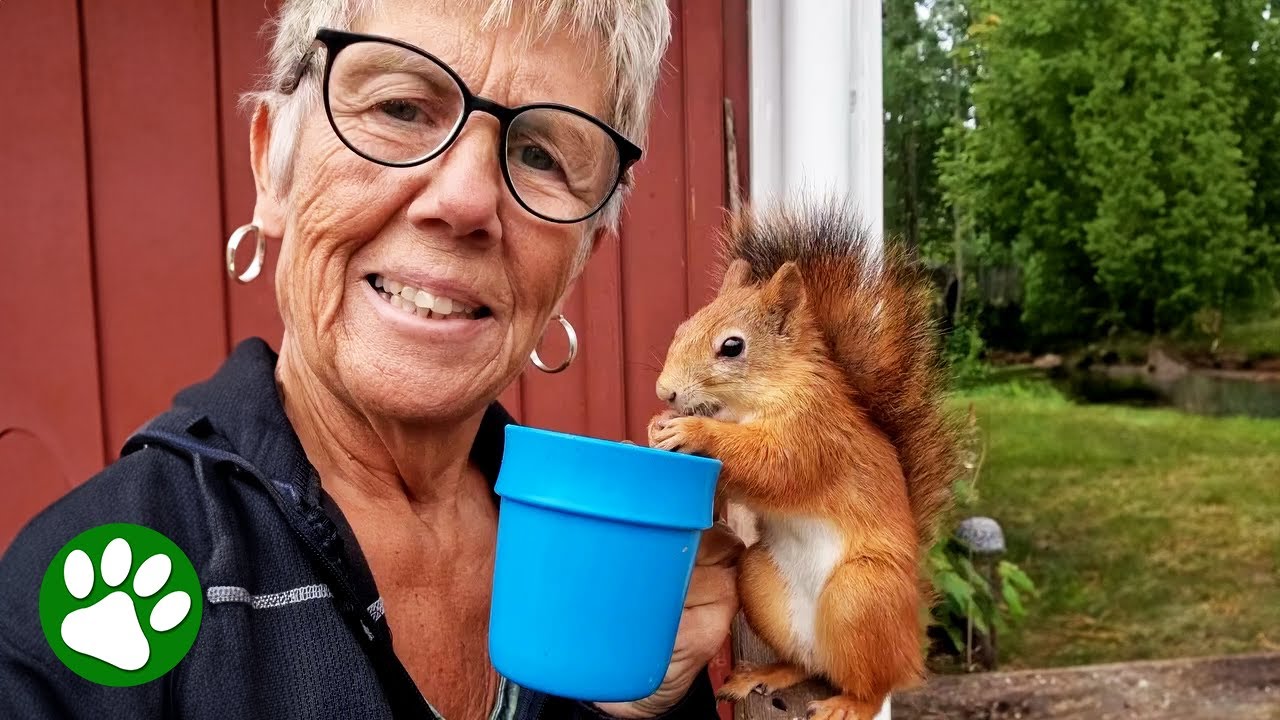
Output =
[{"x1": 504, "y1": 424, "x2": 722, "y2": 470}]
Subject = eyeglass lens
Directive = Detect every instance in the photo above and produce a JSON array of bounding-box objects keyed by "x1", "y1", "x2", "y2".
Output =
[{"x1": 327, "y1": 40, "x2": 622, "y2": 221}]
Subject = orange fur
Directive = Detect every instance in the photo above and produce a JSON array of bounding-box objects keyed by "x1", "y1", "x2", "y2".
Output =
[
  {"x1": 650, "y1": 198, "x2": 960, "y2": 718},
  {"x1": 736, "y1": 547, "x2": 798, "y2": 659},
  {"x1": 716, "y1": 662, "x2": 808, "y2": 701}
]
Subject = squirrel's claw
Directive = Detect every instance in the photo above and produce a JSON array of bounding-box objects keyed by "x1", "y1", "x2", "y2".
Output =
[
  {"x1": 648, "y1": 413, "x2": 702, "y2": 454},
  {"x1": 717, "y1": 663, "x2": 809, "y2": 703}
]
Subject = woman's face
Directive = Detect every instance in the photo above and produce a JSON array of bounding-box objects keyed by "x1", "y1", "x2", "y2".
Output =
[{"x1": 254, "y1": 0, "x2": 613, "y2": 424}]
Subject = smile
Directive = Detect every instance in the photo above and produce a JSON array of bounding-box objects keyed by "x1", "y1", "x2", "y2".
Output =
[{"x1": 367, "y1": 275, "x2": 492, "y2": 321}]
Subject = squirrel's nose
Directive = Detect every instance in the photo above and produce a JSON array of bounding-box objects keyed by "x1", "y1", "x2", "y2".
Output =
[{"x1": 655, "y1": 380, "x2": 677, "y2": 404}]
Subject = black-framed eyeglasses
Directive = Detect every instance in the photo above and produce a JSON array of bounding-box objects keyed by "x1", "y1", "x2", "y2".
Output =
[{"x1": 281, "y1": 28, "x2": 643, "y2": 224}]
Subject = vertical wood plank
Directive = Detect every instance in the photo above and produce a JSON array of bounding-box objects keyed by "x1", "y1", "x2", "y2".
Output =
[
  {"x1": 580, "y1": 235, "x2": 628, "y2": 441},
  {"x1": 716, "y1": 4, "x2": 752, "y2": 716},
  {"x1": 0, "y1": 0, "x2": 104, "y2": 550},
  {"x1": 621, "y1": 0, "x2": 689, "y2": 443},
  {"x1": 681, "y1": 0, "x2": 728, "y2": 313},
  {"x1": 82, "y1": 0, "x2": 227, "y2": 455},
  {"x1": 217, "y1": 0, "x2": 286, "y2": 350},
  {"x1": 723, "y1": 0, "x2": 751, "y2": 206}
]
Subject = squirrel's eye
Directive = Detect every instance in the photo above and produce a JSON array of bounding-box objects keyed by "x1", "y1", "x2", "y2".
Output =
[{"x1": 718, "y1": 336, "x2": 745, "y2": 358}]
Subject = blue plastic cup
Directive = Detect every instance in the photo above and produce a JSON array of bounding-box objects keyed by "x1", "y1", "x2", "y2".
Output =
[{"x1": 488, "y1": 424, "x2": 721, "y2": 702}]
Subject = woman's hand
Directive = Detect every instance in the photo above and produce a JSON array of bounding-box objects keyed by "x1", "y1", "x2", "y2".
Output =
[{"x1": 593, "y1": 521, "x2": 744, "y2": 718}]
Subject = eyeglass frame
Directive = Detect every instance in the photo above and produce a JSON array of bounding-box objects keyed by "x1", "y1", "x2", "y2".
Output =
[{"x1": 279, "y1": 27, "x2": 644, "y2": 225}]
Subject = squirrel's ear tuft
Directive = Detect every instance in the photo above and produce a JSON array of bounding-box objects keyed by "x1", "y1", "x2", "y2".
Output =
[
  {"x1": 762, "y1": 262, "x2": 806, "y2": 332},
  {"x1": 719, "y1": 258, "x2": 753, "y2": 294}
]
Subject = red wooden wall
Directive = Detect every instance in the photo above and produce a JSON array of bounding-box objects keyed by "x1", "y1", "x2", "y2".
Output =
[{"x1": 0, "y1": 0, "x2": 750, "y2": 565}]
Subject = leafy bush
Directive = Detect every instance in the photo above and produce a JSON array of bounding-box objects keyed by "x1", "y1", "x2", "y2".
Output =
[
  {"x1": 943, "y1": 315, "x2": 991, "y2": 389},
  {"x1": 928, "y1": 537, "x2": 1037, "y2": 669},
  {"x1": 927, "y1": 405, "x2": 1038, "y2": 670}
]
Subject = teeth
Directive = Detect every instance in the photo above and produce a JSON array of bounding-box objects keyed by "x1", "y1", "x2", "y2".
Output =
[{"x1": 373, "y1": 275, "x2": 479, "y2": 320}]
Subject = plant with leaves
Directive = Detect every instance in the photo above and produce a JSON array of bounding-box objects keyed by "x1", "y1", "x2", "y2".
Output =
[{"x1": 926, "y1": 405, "x2": 1037, "y2": 670}]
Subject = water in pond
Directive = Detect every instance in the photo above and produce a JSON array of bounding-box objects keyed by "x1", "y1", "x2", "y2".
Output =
[{"x1": 1062, "y1": 366, "x2": 1280, "y2": 419}]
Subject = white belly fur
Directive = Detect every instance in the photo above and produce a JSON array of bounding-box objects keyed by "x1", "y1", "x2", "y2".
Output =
[{"x1": 759, "y1": 513, "x2": 845, "y2": 670}]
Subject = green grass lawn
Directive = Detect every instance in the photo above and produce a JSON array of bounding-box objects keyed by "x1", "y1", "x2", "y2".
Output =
[{"x1": 949, "y1": 377, "x2": 1280, "y2": 669}]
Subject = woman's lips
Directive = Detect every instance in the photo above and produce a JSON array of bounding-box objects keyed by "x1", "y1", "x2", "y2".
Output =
[{"x1": 367, "y1": 274, "x2": 492, "y2": 320}]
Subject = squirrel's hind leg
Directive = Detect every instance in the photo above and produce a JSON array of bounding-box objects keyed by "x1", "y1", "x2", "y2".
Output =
[
  {"x1": 815, "y1": 560, "x2": 924, "y2": 703},
  {"x1": 716, "y1": 663, "x2": 809, "y2": 701},
  {"x1": 718, "y1": 546, "x2": 815, "y2": 701}
]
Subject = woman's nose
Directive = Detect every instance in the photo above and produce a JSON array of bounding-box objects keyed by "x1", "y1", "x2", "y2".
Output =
[{"x1": 406, "y1": 125, "x2": 503, "y2": 241}]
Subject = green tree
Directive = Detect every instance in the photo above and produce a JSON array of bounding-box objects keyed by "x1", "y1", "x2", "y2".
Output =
[
  {"x1": 884, "y1": 0, "x2": 954, "y2": 257},
  {"x1": 1072, "y1": 2, "x2": 1252, "y2": 332},
  {"x1": 941, "y1": 1, "x2": 1108, "y2": 341},
  {"x1": 941, "y1": 0, "x2": 1274, "y2": 343},
  {"x1": 1214, "y1": 1, "x2": 1280, "y2": 288}
]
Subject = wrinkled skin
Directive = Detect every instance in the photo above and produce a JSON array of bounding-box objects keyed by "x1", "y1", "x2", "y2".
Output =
[{"x1": 247, "y1": 1, "x2": 739, "y2": 717}]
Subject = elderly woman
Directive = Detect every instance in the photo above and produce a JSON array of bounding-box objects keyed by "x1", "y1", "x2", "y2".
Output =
[{"x1": 0, "y1": 1, "x2": 740, "y2": 718}]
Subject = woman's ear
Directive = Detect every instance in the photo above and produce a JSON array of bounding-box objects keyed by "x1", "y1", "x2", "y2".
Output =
[
  {"x1": 249, "y1": 103, "x2": 286, "y2": 240},
  {"x1": 566, "y1": 223, "x2": 613, "y2": 283},
  {"x1": 586, "y1": 224, "x2": 612, "y2": 262}
]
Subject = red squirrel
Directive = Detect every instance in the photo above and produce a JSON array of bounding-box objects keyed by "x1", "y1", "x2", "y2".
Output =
[{"x1": 648, "y1": 199, "x2": 960, "y2": 719}]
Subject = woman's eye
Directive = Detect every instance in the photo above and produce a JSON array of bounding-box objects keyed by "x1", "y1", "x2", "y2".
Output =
[
  {"x1": 718, "y1": 336, "x2": 745, "y2": 358},
  {"x1": 378, "y1": 100, "x2": 421, "y2": 122},
  {"x1": 519, "y1": 145, "x2": 559, "y2": 172}
]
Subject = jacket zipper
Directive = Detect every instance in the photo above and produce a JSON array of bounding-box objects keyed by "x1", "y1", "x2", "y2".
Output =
[{"x1": 134, "y1": 429, "x2": 440, "y2": 720}]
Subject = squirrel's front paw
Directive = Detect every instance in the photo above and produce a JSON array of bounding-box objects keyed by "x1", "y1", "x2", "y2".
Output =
[{"x1": 648, "y1": 414, "x2": 707, "y2": 455}]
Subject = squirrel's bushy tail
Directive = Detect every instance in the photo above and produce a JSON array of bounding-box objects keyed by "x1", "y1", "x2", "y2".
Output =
[{"x1": 721, "y1": 196, "x2": 960, "y2": 549}]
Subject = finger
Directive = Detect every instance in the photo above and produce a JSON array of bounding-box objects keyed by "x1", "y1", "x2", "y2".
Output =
[
  {"x1": 654, "y1": 430, "x2": 683, "y2": 452},
  {"x1": 670, "y1": 599, "x2": 739, "y2": 665},
  {"x1": 684, "y1": 564, "x2": 737, "y2": 608},
  {"x1": 648, "y1": 422, "x2": 673, "y2": 447},
  {"x1": 696, "y1": 521, "x2": 745, "y2": 567},
  {"x1": 648, "y1": 428, "x2": 667, "y2": 448},
  {"x1": 660, "y1": 415, "x2": 687, "y2": 431}
]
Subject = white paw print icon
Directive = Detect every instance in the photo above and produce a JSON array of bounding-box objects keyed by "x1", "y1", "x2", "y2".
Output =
[{"x1": 60, "y1": 537, "x2": 193, "y2": 671}]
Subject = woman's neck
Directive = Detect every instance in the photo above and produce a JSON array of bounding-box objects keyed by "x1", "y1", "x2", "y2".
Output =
[{"x1": 274, "y1": 336, "x2": 490, "y2": 514}]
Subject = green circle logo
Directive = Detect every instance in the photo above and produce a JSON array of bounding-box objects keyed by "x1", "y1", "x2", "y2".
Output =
[{"x1": 38, "y1": 523, "x2": 203, "y2": 686}]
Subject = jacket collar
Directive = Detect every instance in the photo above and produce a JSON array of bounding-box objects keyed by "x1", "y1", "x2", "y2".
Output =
[{"x1": 154, "y1": 337, "x2": 515, "y2": 498}]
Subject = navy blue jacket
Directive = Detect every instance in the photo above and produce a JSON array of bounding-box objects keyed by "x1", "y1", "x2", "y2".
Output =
[{"x1": 0, "y1": 338, "x2": 716, "y2": 719}]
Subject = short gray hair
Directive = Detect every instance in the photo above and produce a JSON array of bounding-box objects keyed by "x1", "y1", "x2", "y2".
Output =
[{"x1": 242, "y1": 0, "x2": 671, "y2": 235}]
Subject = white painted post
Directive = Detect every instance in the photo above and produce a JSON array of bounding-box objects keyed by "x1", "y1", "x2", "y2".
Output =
[
  {"x1": 849, "y1": 0, "x2": 885, "y2": 245},
  {"x1": 781, "y1": 0, "x2": 852, "y2": 197},
  {"x1": 745, "y1": 2, "x2": 891, "y2": 720},
  {"x1": 847, "y1": 6, "x2": 889, "y2": 718},
  {"x1": 748, "y1": 0, "x2": 783, "y2": 203}
]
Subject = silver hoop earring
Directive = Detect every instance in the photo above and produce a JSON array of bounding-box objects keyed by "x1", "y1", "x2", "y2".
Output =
[
  {"x1": 226, "y1": 223, "x2": 266, "y2": 284},
  {"x1": 531, "y1": 315, "x2": 578, "y2": 374}
]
